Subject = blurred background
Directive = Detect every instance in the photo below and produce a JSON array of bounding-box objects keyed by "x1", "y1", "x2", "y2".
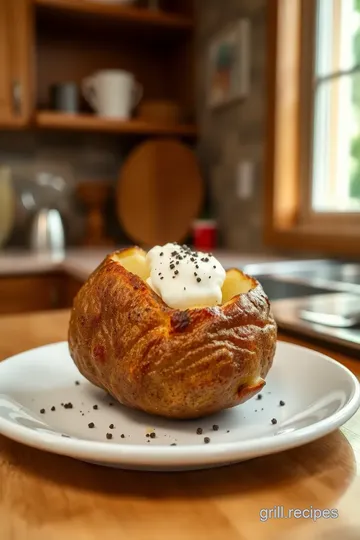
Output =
[{"x1": 2, "y1": 0, "x2": 360, "y2": 353}]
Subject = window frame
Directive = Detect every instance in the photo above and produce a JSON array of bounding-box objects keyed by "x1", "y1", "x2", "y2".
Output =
[{"x1": 265, "y1": 0, "x2": 360, "y2": 256}]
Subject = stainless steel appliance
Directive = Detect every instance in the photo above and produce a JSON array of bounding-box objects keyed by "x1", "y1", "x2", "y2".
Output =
[
  {"x1": 30, "y1": 208, "x2": 65, "y2": 254},
  {"x1": 242, "y1": 260, "x2": 360, "y2": 353}
]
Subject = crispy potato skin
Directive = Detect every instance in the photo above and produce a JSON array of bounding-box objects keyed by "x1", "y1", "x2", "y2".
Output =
[{"x1": 68, "y1": 251, "x2": 277, "y2": 419}]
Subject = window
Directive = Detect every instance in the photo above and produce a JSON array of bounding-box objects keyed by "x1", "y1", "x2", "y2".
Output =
[
  {"x1": 266, "y1": 0, "x2": 360, "y2": 255},
  {"x1": 312, "y1": 0, "x2": 360, "y2": 212}
]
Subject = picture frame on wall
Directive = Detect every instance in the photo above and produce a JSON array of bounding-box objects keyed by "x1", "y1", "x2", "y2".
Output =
[{"x1": 207, "y1": 19, "x2": 251, "y2": 109}]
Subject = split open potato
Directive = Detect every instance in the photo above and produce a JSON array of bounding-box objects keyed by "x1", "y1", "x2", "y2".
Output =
[{"x1": 68, "y1": 247, "x2": 277, "y2": 419}]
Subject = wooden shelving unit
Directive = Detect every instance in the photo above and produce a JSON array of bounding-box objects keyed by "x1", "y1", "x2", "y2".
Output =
[
  {"x1": 36, "y1": 111, "x2": 197, "y2": 136},
  {"x1": 35, "y1": 0, "x2": 194, "y2": 30},
  {"x1": 0, "y1": 0, "x2": 196, "y2": 136}
]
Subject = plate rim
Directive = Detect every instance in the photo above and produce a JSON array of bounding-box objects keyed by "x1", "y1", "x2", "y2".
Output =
[{"x1": 0, "y1": 340, "x2": 359, "y2": 466}]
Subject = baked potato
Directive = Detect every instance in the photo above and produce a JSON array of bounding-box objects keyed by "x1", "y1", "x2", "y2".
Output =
[{"x1": 68, "y1": 246, "x2": 277, "y2": 419}]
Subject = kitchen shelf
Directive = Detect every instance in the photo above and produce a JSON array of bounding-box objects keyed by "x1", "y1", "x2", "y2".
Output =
[
  {"x1": 34, "y1": 0, "x2": 194, "y2": 31},
  {"x1": 35, "y1": 111, "x2": 197, "y2": 136}
]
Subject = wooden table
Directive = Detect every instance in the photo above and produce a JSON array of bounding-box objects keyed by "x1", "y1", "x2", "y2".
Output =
[{"x1": 0, "y1": 310, "x2": 360, "y2": 540}]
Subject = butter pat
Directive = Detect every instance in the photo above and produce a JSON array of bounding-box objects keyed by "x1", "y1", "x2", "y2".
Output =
[{"x1": 146, "y1": 243, "x2": 226, "y2": 310}]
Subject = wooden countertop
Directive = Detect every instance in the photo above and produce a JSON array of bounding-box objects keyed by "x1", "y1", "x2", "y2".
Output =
[{"x1": 0, "y1": 310, "x2": 360, "y2": 540}]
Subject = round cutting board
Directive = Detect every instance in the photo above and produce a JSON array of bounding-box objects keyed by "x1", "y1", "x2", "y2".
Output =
[
  {"x1": 116, "y1": 139, "x2": 203, "y2": 247},
  {"x1": 0, "y1": 167, "x2": 15, "y2": 248}
]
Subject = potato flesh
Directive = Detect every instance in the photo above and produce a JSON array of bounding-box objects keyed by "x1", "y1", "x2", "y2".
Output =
[
  {"x1": 221, "y1": 268, "x2": 253, "y2": 304},
  {"x1": 112, "y1": 248, "x2": 150, "y2": 281},
  {"x1": 111, "y1": 249, "x2": 254, "y2": 306}
]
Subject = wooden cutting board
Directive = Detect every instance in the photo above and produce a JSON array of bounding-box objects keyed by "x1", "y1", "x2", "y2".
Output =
[
  {"x1": 0, "y1": 167, "x2": 15, "y2": 248},
  {"x1": 116, "y1": 139, "x2": 204, "y2": 247}
]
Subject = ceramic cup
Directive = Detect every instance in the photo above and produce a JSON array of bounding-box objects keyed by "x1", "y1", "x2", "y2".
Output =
[
  {"x1": 82, "y1": 70, "x2": 142, "y2": 119},
  {"x1": 50, "y1": 82, "x2": 79, "y2": 113}
]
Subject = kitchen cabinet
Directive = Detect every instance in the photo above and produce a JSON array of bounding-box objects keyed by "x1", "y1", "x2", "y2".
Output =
[
  {"x1": 0, "y1": 0, "x2": 195, "y2": 137},
  {"x1": 0, "y1": 0, "x2": 33, "y2": 127},
  {"x1": 0, "y1": 274, "x2": 63, "y2": 314},
  {"x1": 64, "y1": 275, "x2": 83, "y2": 308},
  {"x1": 0, "y1": 272, "x2": 83, "y2": 315}
]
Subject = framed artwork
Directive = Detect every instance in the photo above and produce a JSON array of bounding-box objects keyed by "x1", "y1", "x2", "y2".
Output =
[{"x1": 207, "y1": 19, "x2": 251, "y2": 109}]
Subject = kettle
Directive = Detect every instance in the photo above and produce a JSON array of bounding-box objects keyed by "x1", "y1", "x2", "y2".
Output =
[{"x1": 30, "y1": 208, "x2": 65, "y2": 254}]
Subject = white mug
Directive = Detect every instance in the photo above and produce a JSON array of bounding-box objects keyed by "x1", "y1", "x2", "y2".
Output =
[{"x1": 82, "y1": 70, "x2": 143, "y2": 119}]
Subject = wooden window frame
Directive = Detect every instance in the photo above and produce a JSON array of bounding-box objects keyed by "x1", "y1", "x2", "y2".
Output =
[{"x1": 265, "y1": 0, "x2": 360, "y2": 257}]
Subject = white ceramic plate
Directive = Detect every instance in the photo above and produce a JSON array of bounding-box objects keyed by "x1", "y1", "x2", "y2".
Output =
[{"x1": 0, "y1": 341, "x2": 359, "y2": 471}]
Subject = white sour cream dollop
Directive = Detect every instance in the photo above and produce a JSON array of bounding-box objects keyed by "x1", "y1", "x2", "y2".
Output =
[{"x1": 146, "y1": 243, "x2": 226, "y2": 310}]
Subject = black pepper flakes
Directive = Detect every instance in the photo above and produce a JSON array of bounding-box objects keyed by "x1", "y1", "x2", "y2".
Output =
[
  {"x1": 184, "y1": 287, "x2": 186, "y2": 291},
  {"x1": 195, "y1": 264, "x2": 199, "y2": 269},
  {"x1": 194, "y1": 272, "x2": 197, "y2": 276},
  {"x1": 197, "y1": 277, "x2": 201, "y2": 283},
  {"x1": 146, "y1": 433, "x2": 150, "y2": 438},
  {"x1": 109, "y1": 424, "x2": 115, "y2": 429},
  {"x1": 75, "y1": 381, "x2": 80, "y2": 386},
  {"x1": 51, "y1": 406, "x2": 56, "y2": 411},
  {"x1": 109, "y1": 402, "x2": 114, "y2": 406},
  {"x1": 257, "y1": 394, "x2": 262, "y2": 400},
  {"x1": 226, "y1": 430, "x2": 230, "y2": 433},
  {"x1": 212, "y1": 424, "x2": 219, "y2": 431},
  {"x1": 279, "y1": 400, "x2": 285, "y2": 406},
  {"x1": 196, "y1": 427, "x2": 203, "y2": 435},
  {"x1": 160, "y1": 252, "x2": 164, "y2": 256},
  {"x1": 121, "y1": 434, "x2": 125, "y2": 438},
  {"x1": 93, "y1": 405, "x2": 98, "y2": 410},
  {"x1": 106, "y1": 433, "x2": 113, "y2": 440},
  {"x1": 213, "y1": 265, "x2": 216, "y2": 269},
  {"x1": 64, "y1": 402, "x2": 73, "y2": 409},
  {"x1": 271, "y1": 418, "x2": 277, "y2": 425},
  {"x1": 204, "y1": 437, "x2": 210, "y2": 444},
  {"x1": 40, "y1": 408, "x2": 45, "y2": 414},
  {"x1": 175, "y1": 270, "x2": 179, "y2": 275},
  {"x1": 170, "y1": 443, "x2": 177, "y2": 446},
  {"x1": 170, "y1": 263, "x2": 175, "y2": 270},
  {"x1": 160, "y1": 277, "x2": 164, "y2": 280},
  {"x1": 88, "y1": 422, "x2": 95, "y2": 428},
  {"x1": 150, "y1": 432, "x2": 156, "y2": 439}
]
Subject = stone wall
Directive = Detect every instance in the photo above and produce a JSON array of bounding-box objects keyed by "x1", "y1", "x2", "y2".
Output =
[{"x1": 196, "y1": 0, "x2": 268, "y2": 251}]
